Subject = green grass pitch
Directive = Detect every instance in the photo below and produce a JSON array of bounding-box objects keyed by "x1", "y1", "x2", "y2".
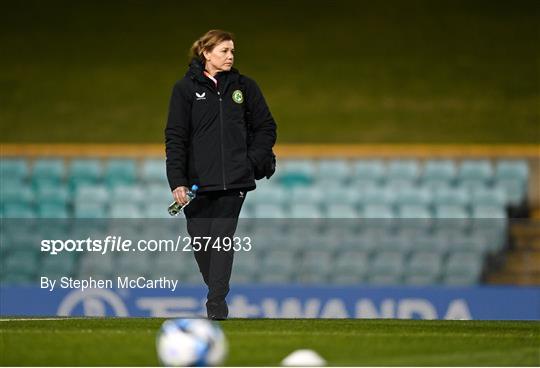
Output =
[{"x1": 0, "y1": 318, "x2": 538, "y2": 366}]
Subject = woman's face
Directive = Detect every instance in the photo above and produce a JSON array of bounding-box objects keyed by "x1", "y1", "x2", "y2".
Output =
[{"x1": 204, "y1": 40, "x2": 235, "y2": 72}]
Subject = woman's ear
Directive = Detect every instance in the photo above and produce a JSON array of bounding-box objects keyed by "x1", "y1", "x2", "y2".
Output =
[{"x1": 202, "y1": 50, "x2": 210, "y2": 63}]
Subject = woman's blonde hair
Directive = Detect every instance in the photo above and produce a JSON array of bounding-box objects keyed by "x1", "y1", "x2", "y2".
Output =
[{"x1": 190, "y1": 29, "x2": 235, "y2": 62}]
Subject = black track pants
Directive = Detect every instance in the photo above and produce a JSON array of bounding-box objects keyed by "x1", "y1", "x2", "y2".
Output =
[{"x1": 184, "y1": 189, "x2": 246, "y2": 306}]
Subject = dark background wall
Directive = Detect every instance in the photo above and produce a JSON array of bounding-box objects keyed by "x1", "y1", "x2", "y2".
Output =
[{"x1": 1, "y1": 0, "x2": 538, "y2": 143}]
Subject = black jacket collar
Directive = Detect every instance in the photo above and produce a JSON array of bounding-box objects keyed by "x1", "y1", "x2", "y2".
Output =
[{"x1": 186, "y1": 58, "x2": 239, "y2": 87}]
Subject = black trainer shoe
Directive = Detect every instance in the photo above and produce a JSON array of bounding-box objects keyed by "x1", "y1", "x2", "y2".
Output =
[{"x1": 206, "y1": 300, "x2": 228, "y2": 320}]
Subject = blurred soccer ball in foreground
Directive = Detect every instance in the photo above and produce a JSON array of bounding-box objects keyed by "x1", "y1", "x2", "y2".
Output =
[{"x1": 156, "y1": 318, "x2": 228, "y2": 366}]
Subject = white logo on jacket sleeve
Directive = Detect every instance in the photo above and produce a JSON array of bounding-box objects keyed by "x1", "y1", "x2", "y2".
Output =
[{"x1": 195, "y1": 92, "x2": 206, "y2": 100}]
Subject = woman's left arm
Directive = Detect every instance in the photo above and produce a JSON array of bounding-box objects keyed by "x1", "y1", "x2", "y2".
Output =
[{"x1": 245, "y1": 78, "x2": 277, "y2": 169}]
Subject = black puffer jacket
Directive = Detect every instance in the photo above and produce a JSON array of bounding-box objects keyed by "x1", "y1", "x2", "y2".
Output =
[{"x1": 165, "y1": 58, "x2": 277, "y2": 193}]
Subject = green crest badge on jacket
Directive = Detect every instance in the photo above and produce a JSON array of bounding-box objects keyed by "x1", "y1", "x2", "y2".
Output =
[{"x1": 232, "y1": 90, "x2": 244, "y2": 104}]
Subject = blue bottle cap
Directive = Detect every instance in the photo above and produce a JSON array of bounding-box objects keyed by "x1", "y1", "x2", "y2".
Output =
[{"x1": 191, "y1": 184, "x2": 199, "y2": 192}]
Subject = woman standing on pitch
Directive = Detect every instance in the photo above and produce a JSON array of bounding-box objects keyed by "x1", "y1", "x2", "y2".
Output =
[{"x1": 165, "y1": 30, "x2": 277, "y2": 320}]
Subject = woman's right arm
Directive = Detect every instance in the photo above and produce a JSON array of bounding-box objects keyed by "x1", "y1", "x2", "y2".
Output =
[{"x1": 165, "y1": 81, "x2": 191, "y2": 201}]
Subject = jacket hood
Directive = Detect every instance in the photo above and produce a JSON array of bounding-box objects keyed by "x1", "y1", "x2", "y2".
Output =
[{"x1": 186, "y1": 58, "x2": 239, "y2": 83}]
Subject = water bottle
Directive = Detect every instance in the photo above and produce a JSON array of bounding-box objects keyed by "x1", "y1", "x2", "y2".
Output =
[{"x1": 168, "y1": 185, "x2": 198, "y2": 216}]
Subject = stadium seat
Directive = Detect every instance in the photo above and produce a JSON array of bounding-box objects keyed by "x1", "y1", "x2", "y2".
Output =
[
  {"x1": 421, "y1": 159, "x2": 457, "y2": 187},
  {"x1": 2, "y1": 203, "x2": 36, "y2": 218},
  {"x1": 105, "y1": 158, "x2": 138, "y2": 187},
  {"x1": 0, "y1": 158, "x2": 29, "y2": 181},
  {"x1": 1, "y1": 176, "x2": 25, "y2": 193},
  {"x1": 447, "y1": 232, "x2": 491, "y2": 254},
  {"x1": 110, "y1": 185, "x2": 145, "y2": 205},
  {"x1": 109, "y1": 203, "x2": 142, "y2": 218},
  {"x1": 337, "y1": 231, "x2": 375, "y2": 253},
  {"x1": 367, "y1": 273, "x2": 402, "y2": 285},
  {"x1": 369, "y1": 251, "x2": 405, "y2": 278},
  {"x1": 352, "y1": 160, "x2": 385, "y2": 182},
  {"x1": 74, "y1": 203, "x2": 107, "y2": 218},
  {"x1": 140, "y1": 159, "x2": 167, "y2": 183},
  {"x1": 385, "y1": 178, "x2": 417, "y2": 189},
  {"x1": 233, "y1": 252, "x2": 260, "y2": 276},
  {"x1": 249, "y1": 184, "x2": 286, "y2": 205},
  {"x1": 494, "y1": 179, "x2": 527, "y2": 207},
  {"x1": 331, "y1": 273, "x2": 364, "y2": 285},
  {"x1": 253, "y1": 203, "x2": 287, "y2": 218},
  {"x1": 316, "y1": 159, "x2": 351, "y2": 182},
  {"x1": 495, "y1": 160, "x2": 528, "y2": 182},
  {"x1": 178, "y1": 258, "x2": 206, "y2": 284},
  {"x1": 31, "y1": 158, "x2": 66, "y2": 183},
  {"x1": 324, "y1": 186, "x2": 362, "y2": 206},
  {"x1": 260, "y1": 251, "x2": 294, "y2": 272},
  {"x1": 0, "y1": 273, "x2": 35, "y2": 284},
  {"x1": 250, "y1": 230, "x2": 286, "y2": 252},
  {"x1": 359, "y1": 186, "x2": 394, "y2": 206},
  {"x1": 349, "y1": 178, "x2": 379, "y2": 191},
  {"x1": 433, "y1": 204, "x2": 470, "y2": 233},
  {"x1": 116, "y1": 253, "x2": 151, "y2": 278},
  {"x1": 458, "y1": 160, "x2": 493, "y2": 190},
  {"x1": 301, "y1": 232, "x2": 342, "y2": 252},
  {"x1": 154, "y1": 252, "x2": 189, "y2": 271},
  {"x1": 74, "y1": 185, "x2": 109, "y2": 204},
  {"x1": 405, "y1": 251, "x2": 443, "y2": 285},
  {"x1": 38, "y1": 203, "x2": 69, "y2": 218},
  {"x1": 412, "y1": 232, "x2": 450, "y2": 254},
  {"x1": 387, "y1": 160, "x2": 420, "y2": 181},
  {"x1": 432, "y1": 186, "x2": 469, "y2": 206},
  {"x1": 143, "y1": 203, "x2": 170, "y2": 218},
  {"x1": 378, "y1": 233, "x2": 414, "y2": 254},
  {"x1": 397, "y1": 203, "x2": 432, "y2": 221},
  {"x1": 326, "y1": 203, "x2": 359, "y2": 218},
  {"x1": 1, "y1": 226, "x2": 39, "y2": 254},
  {"x1": 258, "y1": 272, "x2": 294, "y2": 284},
  {"x1": 291, "y1": 186, "x2": 324, "y2": 205},
  {"x1": 1, "y1": 183, "x2": 34, "y2": 205},
  {"x1": 297, "y1": 250, "x2": 332, "y2": 283},
  {"x1": 68, "y1": 159, "x2": 103, "y2": 188},
  {"x1": 470, "y1": 205, "x2": 507, "y2": 237},
  {"x1": 444, "y1": 251, "x2": 483, "y2": 285},
  {"x1": 470, "y1": 187, "x2": 506, "y2": 207},
  {"x1": 334, "y1": 250, "x2": 369, "y2": 271},
  {"x1": 79, "y1": 254, "x2": 115, "y2": 277},
  {"x1": 458, "y1": 159, "x2": 493, "y2": 180},
  {"x1": 332, "y1": 251, "x2": 368, "y2": 284},
  {"x1": 41, "y1": 253, "x2": 77, "y2": 278},
  {"x1": 2, "y1": 250, "x2": 39, "y2": 279},
  {"x1": 278, "y1": 160, "x2": 316, "y2": 187},
  {"x1": 434, "y1": 204, "x2": 469, "y2": 219},
  {"x1": 290, "y1": 204, "x2": 323, "y2": 218},
  {"x1": 232, "y1": 267, "x2": 257, "y2": 284},
  {"x1": 471, "y1": 205, "x2": 507, "y2": 219},
  {"x1": 35, "y1": 185, "x2": 70, "y2": 206},
  {"x1": 404, "y1": 273, "x2": 439, "y2": 285},
  {"x1": 362, "y1": 204, "x2": 395, "y2": 219},
  {"x1": 393, "y1": 186, "x2": 432, "y2": 206},
  {"x1": 146, "y1": 184, "x2": 172, "y2": 205},
  {"x1": 148, "y1": 267, "x2": 183, "y2": 280}
]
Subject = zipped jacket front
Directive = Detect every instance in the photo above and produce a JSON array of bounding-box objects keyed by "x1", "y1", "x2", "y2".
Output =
[{"x1": 165, "y1": 58, "x2": 277, "y2": 193}]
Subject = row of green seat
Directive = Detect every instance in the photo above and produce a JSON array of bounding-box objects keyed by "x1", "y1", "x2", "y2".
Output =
[
  {"x1": 1, "y1": 159, "x2": 528, "y2": 208},
  {"x1": 1, "y1": 249, "x2": 484, "y2": 286},
  {"x1": 1, "y1": 181, "x2": 518, "y2": 206},
  {"x1": 1, "y1": 158, "x2": 528, "y2": 183},
  {"x1": 0, "y1": 201, "x2": 510, "y2": 221},
  {"x1": 1, "y1": 219, "x2": 506, "y2": 254}
]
